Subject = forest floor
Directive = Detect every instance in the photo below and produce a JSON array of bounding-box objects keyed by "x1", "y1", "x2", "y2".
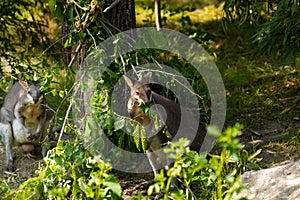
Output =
[{"x1": 1, "y1": 1, "x2": 300, "y2": 199}]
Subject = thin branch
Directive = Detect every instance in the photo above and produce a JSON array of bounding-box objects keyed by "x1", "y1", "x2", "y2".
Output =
[
  {"x1": 86, "y1": 28, "x2": 97, "y2": 49},
  {"x1": 57, "y1": 100, "x2": 72, "y2": 143},
  {"x1": 57, "y1": 71, "x2": 85, "y2": 143},
  {"x1": 104, "y1": 0, "x2": 122, "y2": 13},
  {"x1": 130, "y1": 63, "x2": 139, "y2": 78},
  {"x1": 68, "y1": 0, "x2": 88, "y2": 11},
  {"x1": 39, "y1": 32, "x2": 73, "y2": 58},
  {"x1": 68, "y1": 43, "x2": 83, "y2": 68}
]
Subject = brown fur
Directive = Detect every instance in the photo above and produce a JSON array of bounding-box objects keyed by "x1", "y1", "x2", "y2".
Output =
[{"x1": 124, "y1": 72, "x2": 206, "y2": 178}]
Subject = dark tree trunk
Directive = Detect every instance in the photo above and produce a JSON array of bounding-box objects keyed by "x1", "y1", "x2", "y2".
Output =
[
  {"x1": 69, "y1": 0, "x2": 136, "y2": 123},
  {"x1": 105, "y1": 0, "x2": 136, "y2": 34}
]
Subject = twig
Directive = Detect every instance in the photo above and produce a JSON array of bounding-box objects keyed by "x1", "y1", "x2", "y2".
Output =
[
  {"x1": 4, "y1": 171, "x2": 18, "y2": 176},
  {"x1": 68, "y1": 43, "x2": 83, "y2": 68},
  {"x1": 103, "y1": 0, "x2": 122, "y2": 13},
  {"x1": 113, "y1": 111, "x2": 142, "y2": 125},
  {"x1": 57, "y1": 101, "x2": 72, "y2": 143},
  {"x1": 68, "y1": 0, "x2": 88, "y2": 11},
  {"x1": 87, "y1": 28, "x2": 97, "y2": 49},
  {"x1": 57, "y1": 72, "x2": 85, "y2": 142}
]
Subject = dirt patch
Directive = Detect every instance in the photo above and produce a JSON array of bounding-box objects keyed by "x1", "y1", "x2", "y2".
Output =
[
  {"x1": 238, "y1": 119, "x2": 300, "y2": 165},
  {"x1": 119, "y1": 172, "x2": 155, "y2": 199},
  {"x1": 0, "y1": 146, "x2": 44, "y2": 189}
]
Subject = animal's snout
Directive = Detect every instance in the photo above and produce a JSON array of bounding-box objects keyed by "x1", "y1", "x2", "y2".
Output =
[
  {"x1": 144, "y1": 99, "x2": 151, "y2": 106},
  {"x1": 33, "y1": 95, "x2": 43, "y2": 104},
  {"x1": 144, "y1": 92, "x2": 152, "y2": 105},
  {"x1": 33, "y1": 98, "x2": 39, "y2": 104}
]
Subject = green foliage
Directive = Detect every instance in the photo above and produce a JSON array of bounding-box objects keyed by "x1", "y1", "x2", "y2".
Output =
[
  {"x1": 81, "y1": 41, "x2": 209, "y2": 153},
  {"x1": 89, "y1": 81, "x2": 148, "y2": 153},
  {"x1": 0, "y1": 0, "x2": 58, "y2": 78},
  {"x1": 138, "y1": 124, "x2": 261, "y2": 200},
  {"x1": 48, "y1": 0, "x2": 211, "y2": 153},
  {"x1": 223, "y1": 0, "x2": 300, "y2": 63},
  {"x1": 49, "y1": 0, "x2": 108, "y2": 53},
  {"x1": 8, "y1": 141, "x2": 121, "y2": 199},
  {"x1": 253, "y1": 1, "x2": 300, "y2": 63},
  {"x1": 0, "y1": 178, "x2": 12, "y2": 197},
  {"x1": 136, "y1": 0, "x2": 214, "y2": 49}
]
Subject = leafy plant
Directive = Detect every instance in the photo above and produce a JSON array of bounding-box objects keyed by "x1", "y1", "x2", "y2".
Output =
[
  {"x1": 140, "y1": 124, "x2": 261, "y2": 200},
  {"x1": 8, "y1": 141, "x2": 122, "y2": 199},
  {"x1": 136, "y1": 0, "x2": 215, "y2": 52},
  {"x1": 223, "y1": 0, "x2": 300, "y2": 63},
  {"x1": 0, "y1": 178, "x2": 12, "y2": 197},
  {"x1": 0, "y1": 0, "x2": 60, "y2": 80}
]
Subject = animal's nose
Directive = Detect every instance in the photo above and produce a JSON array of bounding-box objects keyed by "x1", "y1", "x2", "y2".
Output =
[
  {"x1": 144, "y1": 100, "x2": 150, "y2": 105},
  {"x1": 33, "y1": 98, "x2": 39, "y2": 103}
]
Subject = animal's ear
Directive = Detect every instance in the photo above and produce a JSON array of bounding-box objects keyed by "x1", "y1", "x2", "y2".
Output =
[
  {"x1": 19, "y1": 80, "x2": 30, "y2": 90},
  {"x1": 35, "y1": 82, "x2": 42, "y2": 87},
  {"x1": 124, "y1": 75, "x2": 134, "y2": 88},
  {"x1": 35, "y1": 82, "x2": 43, "y2": 90},
  {"x1": 142, "y1": 72, "x2": 152, "y2": 83}
]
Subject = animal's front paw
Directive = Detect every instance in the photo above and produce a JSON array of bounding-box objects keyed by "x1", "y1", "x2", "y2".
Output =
[
  {"x1": 25, "y1": 131, "x2": 31, "y2": 137},
  {"x1": 32, "y1": 131, "x2": 41, "y2": 139},
  {"x1": 27, "y1": 132, "x2": 40, "y2": 140},
  {"x1": 26, "y1": 131, "x2": 35, "y2": 140}
]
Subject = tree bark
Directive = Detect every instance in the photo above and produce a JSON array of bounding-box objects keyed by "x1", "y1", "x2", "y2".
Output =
[
  {"x1": 70, "y1": 0, "x2": 136, "y2": 122},
  {"x1": 105, "y1": 0, "x2": 136, "y2": 34}
]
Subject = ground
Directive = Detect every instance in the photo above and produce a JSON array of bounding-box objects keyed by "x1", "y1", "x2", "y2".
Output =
[{"x1": 0, "y1": 147, "x2": 43, "y2": 189}]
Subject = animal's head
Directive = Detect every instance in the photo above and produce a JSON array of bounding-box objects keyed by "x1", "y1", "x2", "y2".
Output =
[
  {"x1": 19, "y1": 81, "x2": 44, "y2": 104},
  {"x1": 124, "y1": 72, "x2": 152, "y2": 105}
]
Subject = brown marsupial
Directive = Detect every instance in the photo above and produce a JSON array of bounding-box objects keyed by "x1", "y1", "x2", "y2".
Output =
[{"x1": 124, "y1": 72, "x2": 206, "y2": 182}]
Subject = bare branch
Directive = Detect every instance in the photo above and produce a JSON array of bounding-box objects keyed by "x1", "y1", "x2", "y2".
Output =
[
  {"x1": 104, "y1": 0, "x2": 122, "y2": 13},
  {"x1": 154, "y1": 0, "x2": 162, "y2": 30}
]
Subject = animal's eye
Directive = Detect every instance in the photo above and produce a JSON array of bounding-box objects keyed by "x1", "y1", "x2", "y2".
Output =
[{"x1": 136, "y1": 91, "x2": 140, "y2": 95}]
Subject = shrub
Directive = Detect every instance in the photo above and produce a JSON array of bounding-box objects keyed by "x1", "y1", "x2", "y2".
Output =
[{"x1": 8, "y1": 141, "x2": 122, "y2": 200}]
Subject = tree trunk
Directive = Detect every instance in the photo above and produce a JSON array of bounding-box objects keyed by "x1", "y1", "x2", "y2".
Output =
[
  {"x1": 69, "y1": 0, "x2": 136, "y2": 123},
  {"x1": 105, "y1": 0, "x2": 136, "y2": 34}
]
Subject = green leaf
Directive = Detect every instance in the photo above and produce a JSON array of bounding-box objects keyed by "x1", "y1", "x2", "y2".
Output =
[
  {"x1": 114, "y1": 118, "x2": 125, "y2": 131},
  {"x1": 55, "y1": 1, "x2": 64, "y2": 21},
  {"x1": 78, "y1": 177, "x2": 94, "y2": 198},
  {"x1": 139, "y1": 103, "x2": 150, "y2": 113},
  {"x1": 207, "y1": 126, "x2": 221, "y2": 137},
  {"x1": 248, "y1": 149, "x2": 262, "y2": 161},
  {"x1": 49, "y1": 0, "x2": 56, "y2": 14},
  {"x1": 59, "y1": 90, "x2": 65, "y2": 98},
  {"x1": 65, "y1": 144, "x2": 73, "y2": 157},
  {"x1": 133, "y1": 125, "x2": 141, "y2": 151},
  {"x1": 103, "y1": 175, "x2": 122, "y2": 197}
]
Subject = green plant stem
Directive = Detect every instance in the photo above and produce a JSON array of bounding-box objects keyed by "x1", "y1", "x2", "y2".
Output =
[
  {"x1": 164, "y1": 175, "x2": 172, "y2": 199},
  {"x1": 217, "y1": 147, "x2": 226, "y2": 200}
]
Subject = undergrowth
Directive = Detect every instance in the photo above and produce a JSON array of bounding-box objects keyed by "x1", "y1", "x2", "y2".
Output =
[{"x1": 1, "y1": 124, "x2": 261, "y2": 200}]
